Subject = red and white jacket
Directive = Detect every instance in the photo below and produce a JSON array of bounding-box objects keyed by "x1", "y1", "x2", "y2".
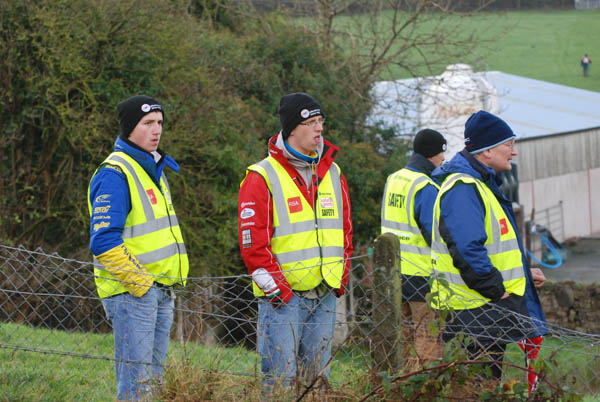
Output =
[{"x1": 238, "y1": 134, "x2": 354, "y2": 302}]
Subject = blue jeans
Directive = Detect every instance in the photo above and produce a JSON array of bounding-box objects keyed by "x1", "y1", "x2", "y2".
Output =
[
  {"x1": 257, "y1": 292, "x2": 337, "y2": 388},
  {"x1": 102, "y1": 284, "x2": 174, "y2": 401}
]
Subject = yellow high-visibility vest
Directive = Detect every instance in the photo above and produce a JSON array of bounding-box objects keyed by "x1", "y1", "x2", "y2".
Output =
[
  {"x1": 381, "y1": 168, "x2": 439, "y2": 276},
  {"x1": 245, "y1": 156, "x2": 345, "y2": 295},
  {"x1": 430, "y1": 173, "x2": 525, "y2": 310},
  {"x1": 88, "y1": 152, "x2": 189, "y2": 298}
]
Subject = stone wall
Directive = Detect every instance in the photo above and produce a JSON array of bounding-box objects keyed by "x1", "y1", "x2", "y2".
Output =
[{"x1": 537, "y1": 281, "x2": 600, "y2": 334}]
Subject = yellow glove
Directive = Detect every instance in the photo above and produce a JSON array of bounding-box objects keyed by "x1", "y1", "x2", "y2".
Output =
[{"x1": 96, "y1": 244, "x2": 154, "y2": 297}]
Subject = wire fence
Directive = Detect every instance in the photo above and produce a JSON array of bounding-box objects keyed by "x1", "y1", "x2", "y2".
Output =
[{"x1": 1, "y1": 243, "x2": 599, "y2": 400}]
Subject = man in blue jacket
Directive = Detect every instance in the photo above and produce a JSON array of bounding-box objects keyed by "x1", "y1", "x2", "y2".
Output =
[
  {"x1": 430, "y1": 110, "x2": 547, "y2": 380},
  {"x1": 381, "y1": 129, "x2": 446, "y2": 367},
  {"x1": 88, "y1": 95, "x2": 188, "y2": 400}
]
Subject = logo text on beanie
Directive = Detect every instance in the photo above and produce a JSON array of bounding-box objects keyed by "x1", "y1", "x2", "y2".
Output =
[
  {"x1": 300, "y1": 108, "x2": 321, "y2": 119},
  {"x1": 141, "y1": 104, "x2": 162, "y2": 113}
]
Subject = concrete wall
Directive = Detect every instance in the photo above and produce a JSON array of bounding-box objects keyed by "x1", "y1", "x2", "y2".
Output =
[
  {"x1": 518, "y1": 169, "x2": 600, "y2": 239},
  {"x1": 516, "y1": 127, "x2": 600, "y2": 239},
  {"x1": 516, "y1": 127, "x2": 600, "y2": 183}
]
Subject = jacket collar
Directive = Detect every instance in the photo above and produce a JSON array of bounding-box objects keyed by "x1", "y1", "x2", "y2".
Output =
[
  {"x1": 406, "y1": 152, "x2": 436, "y2": 177},
  {"x1": 113, "y1": 137, "x2": 180, "y2": 185},
  {"x1": 433, "y1": 149, "x2": 503, "y2": 193},
  {"x1": 267, "y1": 133, "x2": 338, "y2": 177}
]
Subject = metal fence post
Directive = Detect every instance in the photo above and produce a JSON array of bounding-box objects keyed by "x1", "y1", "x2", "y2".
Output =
[{"x1": 371, "y1": 232, "x2": 403, "y2": 372}]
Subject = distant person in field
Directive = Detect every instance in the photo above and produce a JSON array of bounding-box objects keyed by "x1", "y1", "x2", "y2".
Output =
[
  {"x1": 88, "y1": 95, "x2": 188, "y2": 401},
  {"x1": 581, "y1": 53, "x2": 591, "y2": 77},
  {"x1": 381, "y1": 128, "x2": 447, "y2": 368}
]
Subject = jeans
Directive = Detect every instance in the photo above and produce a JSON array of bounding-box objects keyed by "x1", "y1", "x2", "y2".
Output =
[
  {"x1": 102, "y1": 284, "x2": 175, "y2": 401},
  {"x1": 257, "y1": 291, "x2": 337, "y2": 389}
]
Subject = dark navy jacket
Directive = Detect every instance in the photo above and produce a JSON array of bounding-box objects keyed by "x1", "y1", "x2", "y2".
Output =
[{"x1": 433, "y1": 150, "x2": 547, "y2": 338}]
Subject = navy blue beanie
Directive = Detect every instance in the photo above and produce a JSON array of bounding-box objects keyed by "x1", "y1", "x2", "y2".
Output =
[
  {"x1": 464, "y1": 110, "x2": 515, "y2": 154},
  {"x1": 278, "y1": 92, "x2": 324, "y2": 140}
]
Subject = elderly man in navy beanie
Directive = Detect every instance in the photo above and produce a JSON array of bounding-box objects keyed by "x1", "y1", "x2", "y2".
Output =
[
  {"x1": 429, "y1": 110, "x2": 548, "y2": 381},
  {"x1": 238, "y1": 92, "x2": 353, "y2": 393}
]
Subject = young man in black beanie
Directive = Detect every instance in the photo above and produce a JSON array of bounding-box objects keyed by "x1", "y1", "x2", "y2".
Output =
[
  {"x1": 430, "y1": 110, "x2": 547, "y2": 381},
  {"x1": 381, "y1": 128, "x2": 446, "y2": 368},
  {"x1": 238, "y1": 92, "x2": 354, "y2": 392},
  {"x1": 88, "y1": 95, "x2": 188, "y2": 400}
]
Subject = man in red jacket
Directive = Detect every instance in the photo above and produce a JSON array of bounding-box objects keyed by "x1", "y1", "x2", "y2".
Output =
[{"x1": 238, "y1": 92, "x2": 353, "y2": 392}]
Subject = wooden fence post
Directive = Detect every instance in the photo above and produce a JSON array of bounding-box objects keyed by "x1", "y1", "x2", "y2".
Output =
[{"x1": 371, "y1": 232, "x2": 403, "y2": 372}]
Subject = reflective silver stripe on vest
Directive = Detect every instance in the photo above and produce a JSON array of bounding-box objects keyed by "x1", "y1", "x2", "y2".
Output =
[
  {"x1": 121, "y1": 215, "x2": 180, "y2": 239},
  {"x1": 276, "y1": 246, "x2": 345, "y2": 266},
  {"x1": 431, "y1": 267, "x2": 524, "y2": 287},
  {"x1": 405, "y1": 175, "x2": 427, "y2": 228},
  {"x1": 431, "y1": 238, "x2": 448, "y2": 254},
  {"x1": 381, "y1": 220, "x2": 421, "y2": 234},
  {"x1": 107, "y1": 155, "x2": 156, "y2": 221},
  {"x1": 162, "y1": 172, "x2": 171, "y2": 194},
  {"x1": 257, "y1": 159, "x2": 292, "y2": 236},
  {"x1": 401, "y1": 244, "x2": 431, "y2": 256},
  {"x1": 256, "y1": 159, "x2": 343, "y2": 239},
  {"x1": 136, "y1": 242, "x2": 187, "y2": 265}
]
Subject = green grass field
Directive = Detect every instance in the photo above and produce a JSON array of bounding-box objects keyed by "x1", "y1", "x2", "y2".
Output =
[
  {"x1": 2, "y1": 322, "x2": 599, "y2": 401},
  {"x1": 329, "y1": 9, "x2": 600, "y2": 93},
  {"x1": 0, "y1": 323, "x2": 369, "y2": 401}
]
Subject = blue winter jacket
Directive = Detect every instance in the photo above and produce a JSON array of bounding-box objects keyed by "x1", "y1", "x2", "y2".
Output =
[
  {"x1": 89, "y1": 137, "x2": 180, "y2": 256},
  {"x1": 432, "y1": 150, "x2": 548, "y2": 336}
]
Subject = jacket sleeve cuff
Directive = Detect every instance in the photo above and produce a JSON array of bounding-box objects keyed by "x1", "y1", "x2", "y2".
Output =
[
  {"x1": 467, "y1": 269, "x2": 506, "y2": 302},
  {"x1": 95, "y1": 244, "x2": 154, "y2": 297}
]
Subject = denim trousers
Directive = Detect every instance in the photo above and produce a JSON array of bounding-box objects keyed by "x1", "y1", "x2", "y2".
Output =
[
  {"x1": 257, "y1": 291, "x2": 337, "y2": 388},
  {"x1": 101, "y1": 284, "x2": 174, "y2": 401}
]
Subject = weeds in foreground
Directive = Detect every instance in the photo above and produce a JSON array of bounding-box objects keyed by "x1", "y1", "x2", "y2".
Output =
[{"x1": 156, "y1": 336, "x2": 582, "y2": 402}]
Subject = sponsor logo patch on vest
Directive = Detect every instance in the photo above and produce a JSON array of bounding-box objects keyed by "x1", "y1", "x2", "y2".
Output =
[
  {"x1": 499, "y1": 218, "x2": 509, "y2": 235},
  {"x1": 242, "y1": 229, "x2": 252, "y2": 248},
  {"x1": 287, "y1": 197, "x2": 303, "y2": 213},
  {"x1": 146, "y1": 189, "x2": 158, "y2": 205},
  {"x1": 240, "y1": 208, "x2": 255, "y2": 219},
  {"x1": 320, "y1": 197, "x2": 334, "y2": 208}
]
